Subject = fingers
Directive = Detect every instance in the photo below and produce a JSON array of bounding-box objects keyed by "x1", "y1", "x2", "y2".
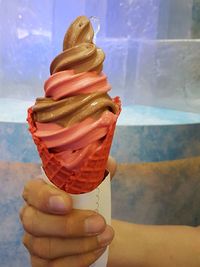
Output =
[
  {"x1": 20, "y1": 205, "x2": 106, "y2": 238},
  {"x1": 107, "y1": 156, "x2": 117, "y2": 179},
  {"x1": 22, "y1": 179, "x2": 72, "y2": 215},
  {"x1": 23, "y1": 225, "x2": 114, "y2": 260},
  {"x1": 31, "y1": 248, "x2": 106, "y2": 267},
  {"x1": 31, "y1": 256, "x2": 48, "y2": 267}
]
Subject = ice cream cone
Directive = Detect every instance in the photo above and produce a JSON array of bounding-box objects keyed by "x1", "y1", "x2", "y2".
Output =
[{"x1": 27, "y1": 97, "x2": 121, "y2": 194}]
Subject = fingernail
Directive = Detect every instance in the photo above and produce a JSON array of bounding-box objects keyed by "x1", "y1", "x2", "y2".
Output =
[
  {"x1": 85, "y1": 215, "x2": 105, "y2": 234},
  {"x1": 98, "y1": 226, "x2": 114, "y2": 247},
  {"x1": 49, "y1": 196, "x2": 68, "y2": 213}
]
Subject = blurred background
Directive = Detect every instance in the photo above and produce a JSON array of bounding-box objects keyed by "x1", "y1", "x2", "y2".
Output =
[
  {"x1": 1, "y1": 1, "x2": 200, "y2": 266},
  {"x1": 1, "y1": 0, "x2": 200, "y2": 111}
]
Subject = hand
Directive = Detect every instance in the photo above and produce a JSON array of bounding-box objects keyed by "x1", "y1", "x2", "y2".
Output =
[{"x1": 20, "y1": 156, "x2": 116, "y2": 267}]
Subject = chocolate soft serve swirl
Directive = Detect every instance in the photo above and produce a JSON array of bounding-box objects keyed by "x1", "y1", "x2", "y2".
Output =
[
  {"x1": 50, "y1": 16, "x2": 105, "y2": 75},
  {"x1": 33, "y1": 92, "x2": 118, "y2": 127}
]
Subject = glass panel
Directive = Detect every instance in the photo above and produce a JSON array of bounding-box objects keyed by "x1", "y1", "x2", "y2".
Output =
[{"x1": 0, "y1": 0, "x2": 54, "y2": 100}]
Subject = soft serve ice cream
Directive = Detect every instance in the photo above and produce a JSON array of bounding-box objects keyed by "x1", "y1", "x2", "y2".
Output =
[{"x1": 27, "y1": 16, "x2": 121, "y2": 194}]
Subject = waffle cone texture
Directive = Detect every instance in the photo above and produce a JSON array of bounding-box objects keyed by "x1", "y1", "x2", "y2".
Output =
[{"x1": 27, "y1": 97, "x2": 121, "y2": 194}]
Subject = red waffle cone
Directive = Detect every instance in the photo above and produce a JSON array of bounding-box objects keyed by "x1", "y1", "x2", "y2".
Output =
[{"x1": 27, "y1": 97, "x2": 121, "y2": 194}]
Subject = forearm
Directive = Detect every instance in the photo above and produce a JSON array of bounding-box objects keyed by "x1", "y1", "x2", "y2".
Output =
[{"x1": 108, "y1": 220, "x2": 200, "y2": 267}]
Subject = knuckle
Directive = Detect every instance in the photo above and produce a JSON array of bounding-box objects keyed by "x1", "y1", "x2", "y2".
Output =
[
  {"x1": 22, "y1": 181, "x2": 31, "y2": 201},
  {"x1": 37, "y1": 185, "x2": 48, "y2": 201},
  {"x1": 80, "y1": 240, "x2": 89, "y2": 254},
  {"x1": 23, "y1": 179, "x2": 46, "y2": 204},
  {"x1": 31, "y1": 238, "x2": 44, "y2": 257},
  {"x1": 19, "y1": 205, "x2": 26, "y2": 221},
  {"x1": 20, "y1": 206, "x2": 33, "y2": 232},
  {"x1": 21, "y1": 206, "x2": 38, "y2": 235},
  {"x1": 32, "y1": 237, "x2": 52, "y2": 260},
  {"x1": 76, "y1": 254, "x2": 92, "y2": 267},
  {"x1": 37, "y1": 183, "x2": 49, "y2": 199},
  {"x1": 64, "y1": 217, "x2": 73, "y2": 236},
  {"x1": 76, "y1": 249, "x2": 101, "y2": 267},
  {"x1": 76, "y1": 240, "x2": 89, "y2": 254},
  {"x1": 22, "y1": 234, "x2": 29, "y2": 249},
  {"x1": 82, "y1": 237, "x2": 98, "y2": 253},
  {"x1": 31, "y1": 255, "x2": 49, "y2": 267},
  {"x1": 22, "y1": 188, "x2": 28, "y2": 202}
]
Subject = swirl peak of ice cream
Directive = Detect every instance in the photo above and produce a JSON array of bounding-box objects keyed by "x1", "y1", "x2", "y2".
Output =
[
  {"x1": 63, "y1": 16, "x2": 94, "y2": 49},
  {"x1": 50, "y1": 16, "x2": 105, "y2": 75}
]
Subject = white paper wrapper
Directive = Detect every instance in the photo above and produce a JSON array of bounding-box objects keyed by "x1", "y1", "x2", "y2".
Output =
[{"x1": 41, "y1": 168, "x2": 111, "y2": 267}]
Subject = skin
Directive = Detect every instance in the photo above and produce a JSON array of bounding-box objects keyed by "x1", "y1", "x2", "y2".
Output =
[
  {"x1": 108, "y1": 221, "x2": 200, "y2": 267},
  {"x1": 20, "y1": 157, "x2": 200, "y2": 267}
]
